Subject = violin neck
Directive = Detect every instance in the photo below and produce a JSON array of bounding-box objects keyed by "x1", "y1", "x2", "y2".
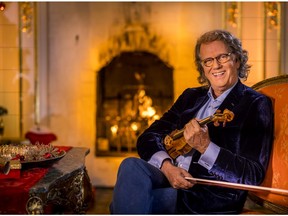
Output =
[{"x1": 172, "y1": 116, "x2": 213, "y2": 140}]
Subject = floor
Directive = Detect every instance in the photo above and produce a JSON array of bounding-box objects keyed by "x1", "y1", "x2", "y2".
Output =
[
  {"x1": 85, "y1": 187, "x2": 277, "y2": 214},
  {"x1": 86, "y1": 187, "x2": 114, "y2": 214}
]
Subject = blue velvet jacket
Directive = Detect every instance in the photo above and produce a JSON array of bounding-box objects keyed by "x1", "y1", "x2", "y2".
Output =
[{"x1": 137, "y1": 80, "x2": 274, "y2": 214}]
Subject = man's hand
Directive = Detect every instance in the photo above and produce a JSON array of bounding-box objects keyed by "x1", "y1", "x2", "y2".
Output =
[
  {"x1": 183, "y1": 119, "x2": 210, "y2": 154},
  {"x1": 160, "y1": 159, "x2": 194, "y2": 189}
]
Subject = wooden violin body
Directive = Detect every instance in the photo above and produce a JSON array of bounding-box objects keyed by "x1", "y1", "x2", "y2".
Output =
[{"x1": 163, "y1": 109, "x2": 234, "y2": 159}]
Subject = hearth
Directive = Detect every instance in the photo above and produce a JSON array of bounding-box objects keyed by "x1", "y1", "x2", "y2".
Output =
[{"x1": 96, "y1": 51, "x2": 173, "y2": 156}]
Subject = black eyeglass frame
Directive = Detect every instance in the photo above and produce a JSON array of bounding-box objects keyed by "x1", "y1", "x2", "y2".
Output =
[{"x1": 201, "y1": 53, "x2": 232, "y2": 67}]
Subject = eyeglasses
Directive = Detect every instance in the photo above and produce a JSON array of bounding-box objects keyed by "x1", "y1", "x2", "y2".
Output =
[{"x1": 201, "y1": 53, "x2": 232, "y2": 67}]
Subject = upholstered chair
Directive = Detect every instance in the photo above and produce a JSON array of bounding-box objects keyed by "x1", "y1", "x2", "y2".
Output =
[{"x1": 243, "y1": 74, "x2": 288, "y2": 213}]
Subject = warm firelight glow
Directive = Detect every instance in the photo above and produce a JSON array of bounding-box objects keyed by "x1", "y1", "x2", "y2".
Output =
[
  {"x1": 110, "y1": 125, "x2": 118, "y2": 136},
  {"x1": 153, "y1": 114, "x2": 160, "y2": 120},
  {"x1": 141, "y1": 107, "x2": 156, "y2": 118},
  {"x1": 0, "y1": 2, "x2": 5, "y2": 11},
  {"x1": 130, "y1": 122, "x2": 139, "y2": 131}
]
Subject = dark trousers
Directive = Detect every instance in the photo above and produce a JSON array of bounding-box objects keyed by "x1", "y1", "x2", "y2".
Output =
[{"x1": 110, "y1": 157, "x2": 177, "y2": 214}]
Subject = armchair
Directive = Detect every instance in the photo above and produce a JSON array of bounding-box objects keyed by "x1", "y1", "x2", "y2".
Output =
[{"x1": 243, "y1": 74, "x2": 288, "y2": 213}]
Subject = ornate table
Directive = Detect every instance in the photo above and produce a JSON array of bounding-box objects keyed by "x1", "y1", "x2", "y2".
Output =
[{"x1": 0, "y1": 147, "x2": 93, "y2": 214}]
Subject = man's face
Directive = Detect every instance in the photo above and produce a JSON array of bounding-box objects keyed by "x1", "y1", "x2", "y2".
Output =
[{"x1": 199, "y1": 40, "x2": 240, "y2": 97}]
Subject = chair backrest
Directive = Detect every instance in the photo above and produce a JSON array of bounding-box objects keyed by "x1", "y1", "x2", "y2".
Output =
[{"x1": 251, "y1": 75, "x2": 288, "y2": 210}]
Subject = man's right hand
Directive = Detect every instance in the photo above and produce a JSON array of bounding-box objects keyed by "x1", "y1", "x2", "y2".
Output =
[{"x1": 160, "y1": 159, "x2": 194, "y2": 189}]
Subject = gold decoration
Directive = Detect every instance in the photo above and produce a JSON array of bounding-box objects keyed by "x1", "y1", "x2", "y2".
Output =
[
  {"x1": 0, "y1": 143, "x2": 64, "y2": 162},
  {"x1": 265, "y1": 2, "x2": 280, "y2": 29},
  {"x1": 227, "y1": 2, "x2": 239, "y2": 28},
  {"x1": 99, "y1": 3, "x2": 169, "y2": 67},
  {"x1": 19, "y1": 2, "x2": 34, "y2": 33},
  {"x1": 26, "y1": 196, "x2": 43, "y2": 214}
]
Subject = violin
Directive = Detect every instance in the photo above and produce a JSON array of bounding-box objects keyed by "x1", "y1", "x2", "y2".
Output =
[{"x1": 163, "y1": 109, "x2": 234, "y2": 159}]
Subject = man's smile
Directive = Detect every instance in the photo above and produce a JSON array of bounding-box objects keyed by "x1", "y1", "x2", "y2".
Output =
[{"x1": 212, "y1": 71, "x2": 225, "y2": 77}]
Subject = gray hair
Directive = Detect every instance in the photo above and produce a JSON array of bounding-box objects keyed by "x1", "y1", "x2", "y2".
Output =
[{"x1": 195, "y1": 29, "x2": 251, "y2": 85}]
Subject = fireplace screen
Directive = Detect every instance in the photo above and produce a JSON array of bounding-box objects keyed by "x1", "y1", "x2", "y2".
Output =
[{"x1": 96, "y1": 51, "x2": 174, "y2": 156}]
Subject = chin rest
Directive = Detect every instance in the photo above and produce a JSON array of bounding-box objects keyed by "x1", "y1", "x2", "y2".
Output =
[{"x1": 242, "y1": 75, "x2": 288, "y2": 214}]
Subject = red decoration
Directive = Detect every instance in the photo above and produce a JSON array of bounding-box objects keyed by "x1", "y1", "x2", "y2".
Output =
[{"x1": 25, "y1": 132, "x2": 57, "y2": 145}]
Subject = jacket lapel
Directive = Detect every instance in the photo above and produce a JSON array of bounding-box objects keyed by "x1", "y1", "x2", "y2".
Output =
[
  {"x1": 218, "y1": 80, "x2": 246, "y2": 113},
  {"x1": 180, "y1": 93, "x2": 209, "y2": 128}
]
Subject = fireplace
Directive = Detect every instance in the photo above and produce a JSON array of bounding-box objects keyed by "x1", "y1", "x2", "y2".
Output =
[{"x1": 96, "y1": 51, "x2": 174, "y2": 156}]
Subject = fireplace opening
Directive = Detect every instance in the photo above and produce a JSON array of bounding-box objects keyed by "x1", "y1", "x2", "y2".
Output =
[{"x1": 96, "y1": 51, "x2": 174, "y2": 156}]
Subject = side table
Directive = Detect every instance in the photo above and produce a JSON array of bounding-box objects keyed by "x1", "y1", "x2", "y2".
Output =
[{"x1": 26, "y1": 147, "x2": 93, "y2": 214}]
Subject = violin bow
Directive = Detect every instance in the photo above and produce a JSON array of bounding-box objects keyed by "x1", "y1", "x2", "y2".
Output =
[{"x1": 185, "y1": 177, "x2": 288, "y2": 197}]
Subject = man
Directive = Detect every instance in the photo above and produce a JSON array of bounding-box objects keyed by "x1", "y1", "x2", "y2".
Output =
[{"x1": 110, "y1": 29, "x2": 274, "y2": 214}]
